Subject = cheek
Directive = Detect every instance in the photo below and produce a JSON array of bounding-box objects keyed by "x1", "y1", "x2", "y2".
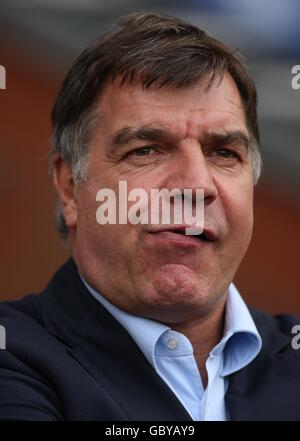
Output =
[
  {"x1": 216, "y1": 174, "x2": 254, "y2": 242},
  {"x1": 226, "y1": 186, "x2": 254, "y2": 248},
  {"x1": 77, "y1": 184, "x2": 139, "y2": 257},
  {"x1": 214, "y1": 184, "x2": 254, "y2": 281}
]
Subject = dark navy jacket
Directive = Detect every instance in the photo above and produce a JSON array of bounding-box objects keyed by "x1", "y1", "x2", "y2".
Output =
[{"x1": 1, "y1": 259, "x2": 300, "y2": 420}]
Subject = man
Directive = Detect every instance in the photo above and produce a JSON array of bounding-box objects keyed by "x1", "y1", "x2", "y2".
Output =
[{"x1": 1, "y1": 12, "x2": 299, "y2": 421}]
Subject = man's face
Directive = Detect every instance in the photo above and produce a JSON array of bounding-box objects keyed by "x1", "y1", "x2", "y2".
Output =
[{"x1": 69, "y1": 73, "x2": 254, "y2": 324}]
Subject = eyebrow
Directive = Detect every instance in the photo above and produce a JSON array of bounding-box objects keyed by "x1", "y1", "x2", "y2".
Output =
[
  {"x1": 205, "y1": 130, "x2": 251, "y2": 150},
  {"x1": 111, "y1": 126, "x2": 175, "y2": 147},
  {"x1": 110, "y1": 126, "x2": 250, "y2": 150}
]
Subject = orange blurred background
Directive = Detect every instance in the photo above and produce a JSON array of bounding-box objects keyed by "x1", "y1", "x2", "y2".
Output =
[{"x1": 1, "y1": 1, "x2": 300, "y2": 315}]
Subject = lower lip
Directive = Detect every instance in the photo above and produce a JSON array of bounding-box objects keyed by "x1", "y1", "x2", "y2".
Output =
[{"x1": 147, "y1": 231, "x2": 208, "y2": 248}]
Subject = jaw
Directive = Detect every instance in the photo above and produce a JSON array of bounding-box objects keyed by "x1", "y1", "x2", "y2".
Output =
[{"x1": 128, "y1": 260, "x2": 227, "y2": 322}]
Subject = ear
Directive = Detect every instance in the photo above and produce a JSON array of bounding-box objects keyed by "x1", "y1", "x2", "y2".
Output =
[{"x1": 52, "y1": 154, "x2": 78, "y2": 229}]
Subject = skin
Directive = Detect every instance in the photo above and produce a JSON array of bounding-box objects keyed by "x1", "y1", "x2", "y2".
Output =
[{"x1": 53, "y1": 73, "x2": 254, "y2": 384}]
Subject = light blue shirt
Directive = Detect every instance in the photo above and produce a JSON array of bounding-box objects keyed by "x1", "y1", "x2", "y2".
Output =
[{"x1": 80, "y1": 276, "x2": 262, "y2": 421}]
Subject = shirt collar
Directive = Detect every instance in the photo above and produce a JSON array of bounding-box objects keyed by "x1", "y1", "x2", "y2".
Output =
[
  {"x1": 79, "y1": 274, "x2": 261, "y2": 376},
  {"x1": 218, "y1": 284, "x2": 262, "y2": 376}
]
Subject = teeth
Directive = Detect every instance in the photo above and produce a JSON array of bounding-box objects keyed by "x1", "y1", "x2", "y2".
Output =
[
  {"x1": 168, "y1": 230, "x2": 209, "y2": 240},
  {"x1": 186, "y1": 232, "x2": 207, "y2": 240}
]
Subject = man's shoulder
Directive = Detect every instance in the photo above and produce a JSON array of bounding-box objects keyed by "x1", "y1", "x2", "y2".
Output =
[
  {"x1": 0, "y1": 259, "x2": 81, "y2": 370},
  {"x1": 0, "y1": 291, "x2": 47, "y2": 348},
  {"x1": 247, "y1": 307, "x2": 300, "y2": 373},
  {"x1": 227, "y1": 307, "x2": 300, "y2": 420},
  {"x1": 0, "y1": 258, "x2": 115, "y2": 367},
  {"x1": 0, "y1": 290, "x2": 71, "y2": 367},
  {"x1": 0, "y1": 259, "x2": 80, "y2": 342},
  {"x1": 250, "y1": 306, "x2": 300, "y2": 338},
  {"x1": 0, "y1": 291, "x2": 44, "y2": 325},
  {"x1": 0, "y1": 264, "x2": 119, "y2": 421}
]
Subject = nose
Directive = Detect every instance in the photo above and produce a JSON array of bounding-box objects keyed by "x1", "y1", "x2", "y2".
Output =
[{"x1": 167, "y1": 143, "x2": 218, "y2": 207}]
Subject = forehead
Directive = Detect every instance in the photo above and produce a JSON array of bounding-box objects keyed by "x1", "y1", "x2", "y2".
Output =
[{"x1": 97, "y1": 73, "x2": 247, "y2": 139}]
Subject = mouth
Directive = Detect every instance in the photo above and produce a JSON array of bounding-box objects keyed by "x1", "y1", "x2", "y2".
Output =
[{"x1": 145, "y1": 226, "x2": 217, "y2": 247}]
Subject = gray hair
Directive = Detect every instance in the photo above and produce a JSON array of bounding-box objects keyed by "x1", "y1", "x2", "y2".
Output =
[{"x1": 50, "y1": 12, "x2": 262, "y2": 238}]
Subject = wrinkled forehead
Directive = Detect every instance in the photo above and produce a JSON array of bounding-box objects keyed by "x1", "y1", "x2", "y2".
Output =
[{"x1": 95, "y1": 73, "x2": 248, "y2": 142}]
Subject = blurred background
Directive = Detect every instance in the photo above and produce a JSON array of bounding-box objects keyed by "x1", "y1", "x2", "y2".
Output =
[{"x1": 0, "y1": 0, "x2": 299, "y2": 313}]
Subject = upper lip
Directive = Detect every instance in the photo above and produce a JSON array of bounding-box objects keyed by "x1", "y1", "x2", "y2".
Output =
[{"x1": 145, "y1": 225, "x2": 218, "y2": 241}]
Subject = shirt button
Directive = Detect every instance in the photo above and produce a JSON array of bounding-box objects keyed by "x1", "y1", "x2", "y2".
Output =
[{"x1": 167, "y1": 338, "x2": 178, "y2": 350}]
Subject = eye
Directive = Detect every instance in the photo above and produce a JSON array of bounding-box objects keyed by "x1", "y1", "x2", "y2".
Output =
[
  {"x1": 130, "y1": 146, "x2": 156, "y2": 157},
  {"x1": 123, "y1": 144, "x2": 163, "y2": 164},
  {"x1": 215, "y1": 148, "x2": 237, "y2": 158}
]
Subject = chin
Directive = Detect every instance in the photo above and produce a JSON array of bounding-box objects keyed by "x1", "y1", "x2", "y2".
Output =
[{"x1": 141, "y1": 263, "x2": 211, "y2": 310}]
